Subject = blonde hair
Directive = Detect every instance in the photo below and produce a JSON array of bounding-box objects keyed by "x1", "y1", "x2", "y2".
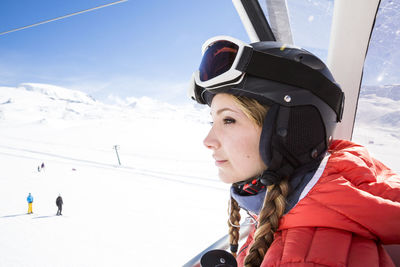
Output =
[
  {"x1": 232, "y1": 95, "x2": 267, "y2": 127},
  {"x1": 228, "y1": 95, "x2": 290, "y2": 266}
]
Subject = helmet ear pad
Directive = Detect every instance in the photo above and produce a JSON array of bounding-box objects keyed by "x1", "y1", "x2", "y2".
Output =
[
  {"x1": 259, "y1": 104, "x2": 327, "y2": 170},
  {"x1": 286, "y1": 105, "x2": 327, "y2": 164},
  {"x1": 259, "y1": 104, "x2": 279, "y2": 167}
]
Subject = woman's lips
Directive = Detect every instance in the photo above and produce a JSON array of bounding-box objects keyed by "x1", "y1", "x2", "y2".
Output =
[
  {"x1": 215, "y1": 159, "x2": 227, "y2": 166},
  {"x1": 213, "y1": 155, "x2": 227, "y2": 166}
]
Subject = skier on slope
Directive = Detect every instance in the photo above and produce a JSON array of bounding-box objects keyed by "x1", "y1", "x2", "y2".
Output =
[
  {"x1": 26, "y1": 193, "x2": 34, "y2": 214},
  {"x1": 56, "y1": 194, "x2": 63, "y2": 216},
  {"x1": 189, "y1": 36, "x2": 400, "y2": 266}
]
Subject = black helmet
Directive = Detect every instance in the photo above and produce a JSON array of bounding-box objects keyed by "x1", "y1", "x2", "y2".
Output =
[{"x1": 190, "y1": 37, "x2": 344, "y2": 179}]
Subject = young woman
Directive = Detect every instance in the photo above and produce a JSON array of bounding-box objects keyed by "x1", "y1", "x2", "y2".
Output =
[{"x1": 189, "y1": 36, "x2": 400, "y2": 266}]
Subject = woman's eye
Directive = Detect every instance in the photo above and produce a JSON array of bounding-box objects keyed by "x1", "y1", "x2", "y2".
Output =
[
  {"x1": 223, "y1": 118, "x2": 236, "y2": 124},
  {"x1": 208, "y1": 121, "x2": 214, "y2": 126}
]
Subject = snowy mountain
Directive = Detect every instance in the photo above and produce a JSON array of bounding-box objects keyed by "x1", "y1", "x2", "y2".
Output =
[
  {"x1": 356, "y1": 84, "x2": 400, "y2": 128},
  {"x1": 20, "y1": 83, "x2": 97, "y2": 104},
  {"x1": 0, "y1": 83, "x2": 398, "y2": 267},
  {"x1": 0, "y1": 83, "x2": 209, "y2": 124},
  {"x1": 1, "y1": 83, "x2": 98, "y2": 123}
]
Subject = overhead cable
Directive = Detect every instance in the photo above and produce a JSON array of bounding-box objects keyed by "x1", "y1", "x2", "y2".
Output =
[{"x1": 0, "y1": 0, "x2": 128, "y2": 36}]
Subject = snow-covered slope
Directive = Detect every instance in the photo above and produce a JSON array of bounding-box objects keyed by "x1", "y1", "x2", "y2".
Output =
[
  {"x1": 0, "y1": 84, "x2": 221, "y2": 267},
  {"x1": 352, "y1": 84, "x2": 400, "y2": 170},
  {"x1": 0, "y1": 83, "x2": 398, "y2": 266}
]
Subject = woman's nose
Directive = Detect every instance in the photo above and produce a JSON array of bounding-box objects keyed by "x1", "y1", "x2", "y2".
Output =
[{"x1": 203, "y1": 128, "x2": 219, "y2": 150}]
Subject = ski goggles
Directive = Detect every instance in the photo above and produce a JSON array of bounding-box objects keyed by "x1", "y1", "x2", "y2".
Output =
[
  {"x1": 188, "y1": 35, "x2": 284, "y2": 102},
  {"x1": 193, "y1": 35, "x2": 250, "y2": 89},
  {"x1": 188, "y1": 35, "x2": 344, "y2": 122}
]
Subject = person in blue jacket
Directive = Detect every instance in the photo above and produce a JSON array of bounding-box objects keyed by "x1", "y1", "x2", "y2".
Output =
[{"x1": 27, "y1": 193, "x2": 33, "y2": 214}]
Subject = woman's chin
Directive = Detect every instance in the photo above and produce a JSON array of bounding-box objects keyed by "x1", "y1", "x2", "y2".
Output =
[
  {"x1": 218, "y1": 171, "x2": 232, "y2": 184},
  {"x1": 219, "y1": 177, "x2": 234, "y2": 184},
  {"x1": 218, "y1": 171, "x2": 244, "y2": 184}
]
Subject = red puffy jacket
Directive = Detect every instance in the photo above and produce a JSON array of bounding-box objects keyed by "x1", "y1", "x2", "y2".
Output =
[{"x1": 237, "y1": 140, "x2": 400, "y2": 266}]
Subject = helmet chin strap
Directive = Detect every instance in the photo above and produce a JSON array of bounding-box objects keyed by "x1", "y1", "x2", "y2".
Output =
[
  {"x1": 233, "y1": 148, "x2": 295, "y2": 196},
  {"x1": 233, "y1": 175, "x2": 266, "y2": 196},
  {"x1": 233, "y1": 169, "x2": 286, "y2": 196}
]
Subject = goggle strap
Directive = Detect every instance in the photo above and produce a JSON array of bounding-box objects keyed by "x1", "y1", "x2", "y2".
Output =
[
  {"x1": 236, "y1": 46, "x2": 254, "y2": 73},
  {"x1": 237, "y1": 49, "x2": 344, "y2": 122}
]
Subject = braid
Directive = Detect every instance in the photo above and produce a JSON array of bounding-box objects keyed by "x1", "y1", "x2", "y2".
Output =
[
  {"x1": 228, "y1": 197, "x2": 241, "y2": 257},
  {"x1": 244, "y1": 179, "x2": 289, "y2": 267}
]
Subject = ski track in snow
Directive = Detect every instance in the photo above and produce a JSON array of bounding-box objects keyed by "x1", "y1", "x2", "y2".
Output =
[
  {"x1": 0, "y1": 84, "x2": 399, "y2": 267},
  {"x1": 0, "y1": 143, "x2": 223, "y2": 190}
]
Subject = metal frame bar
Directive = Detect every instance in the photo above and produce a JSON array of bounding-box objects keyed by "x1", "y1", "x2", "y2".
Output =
[
  {"x1": 182, "y1": 224, "x2": 252, "y2": 267},
  {"x1": 232, "y1": 0, "x2": 275, "y2": 42}
]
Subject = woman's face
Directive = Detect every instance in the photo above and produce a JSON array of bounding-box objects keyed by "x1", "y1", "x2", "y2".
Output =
[{"x1": 204, "y1": 93, "x2": 267, "y2": 184}]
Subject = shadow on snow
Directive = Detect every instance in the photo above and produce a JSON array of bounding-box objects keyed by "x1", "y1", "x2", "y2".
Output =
[
  {"x1": 1, "y1": 213, "x2": 30, "y2": 218},
  {"x1": 1, "y1": 213, "x2": 63, "y2": 219}
]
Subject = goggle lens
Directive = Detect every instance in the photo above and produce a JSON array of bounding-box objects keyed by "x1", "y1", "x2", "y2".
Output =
[{"x1": 199, "y1": 41, "x2": 239, "y2": 82}]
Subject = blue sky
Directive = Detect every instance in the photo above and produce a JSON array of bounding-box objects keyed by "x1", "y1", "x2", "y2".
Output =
[
  {"x1": 0, "y1": 0, "x2": 398, "y2": 104},
  {"x1": 0, "y1": 0, "x2": 249, "y2": 104}
]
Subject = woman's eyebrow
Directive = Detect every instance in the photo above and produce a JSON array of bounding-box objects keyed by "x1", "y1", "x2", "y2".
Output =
[{"x1": 216, "y1": 107, "x2": 238, "y2": 115}]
